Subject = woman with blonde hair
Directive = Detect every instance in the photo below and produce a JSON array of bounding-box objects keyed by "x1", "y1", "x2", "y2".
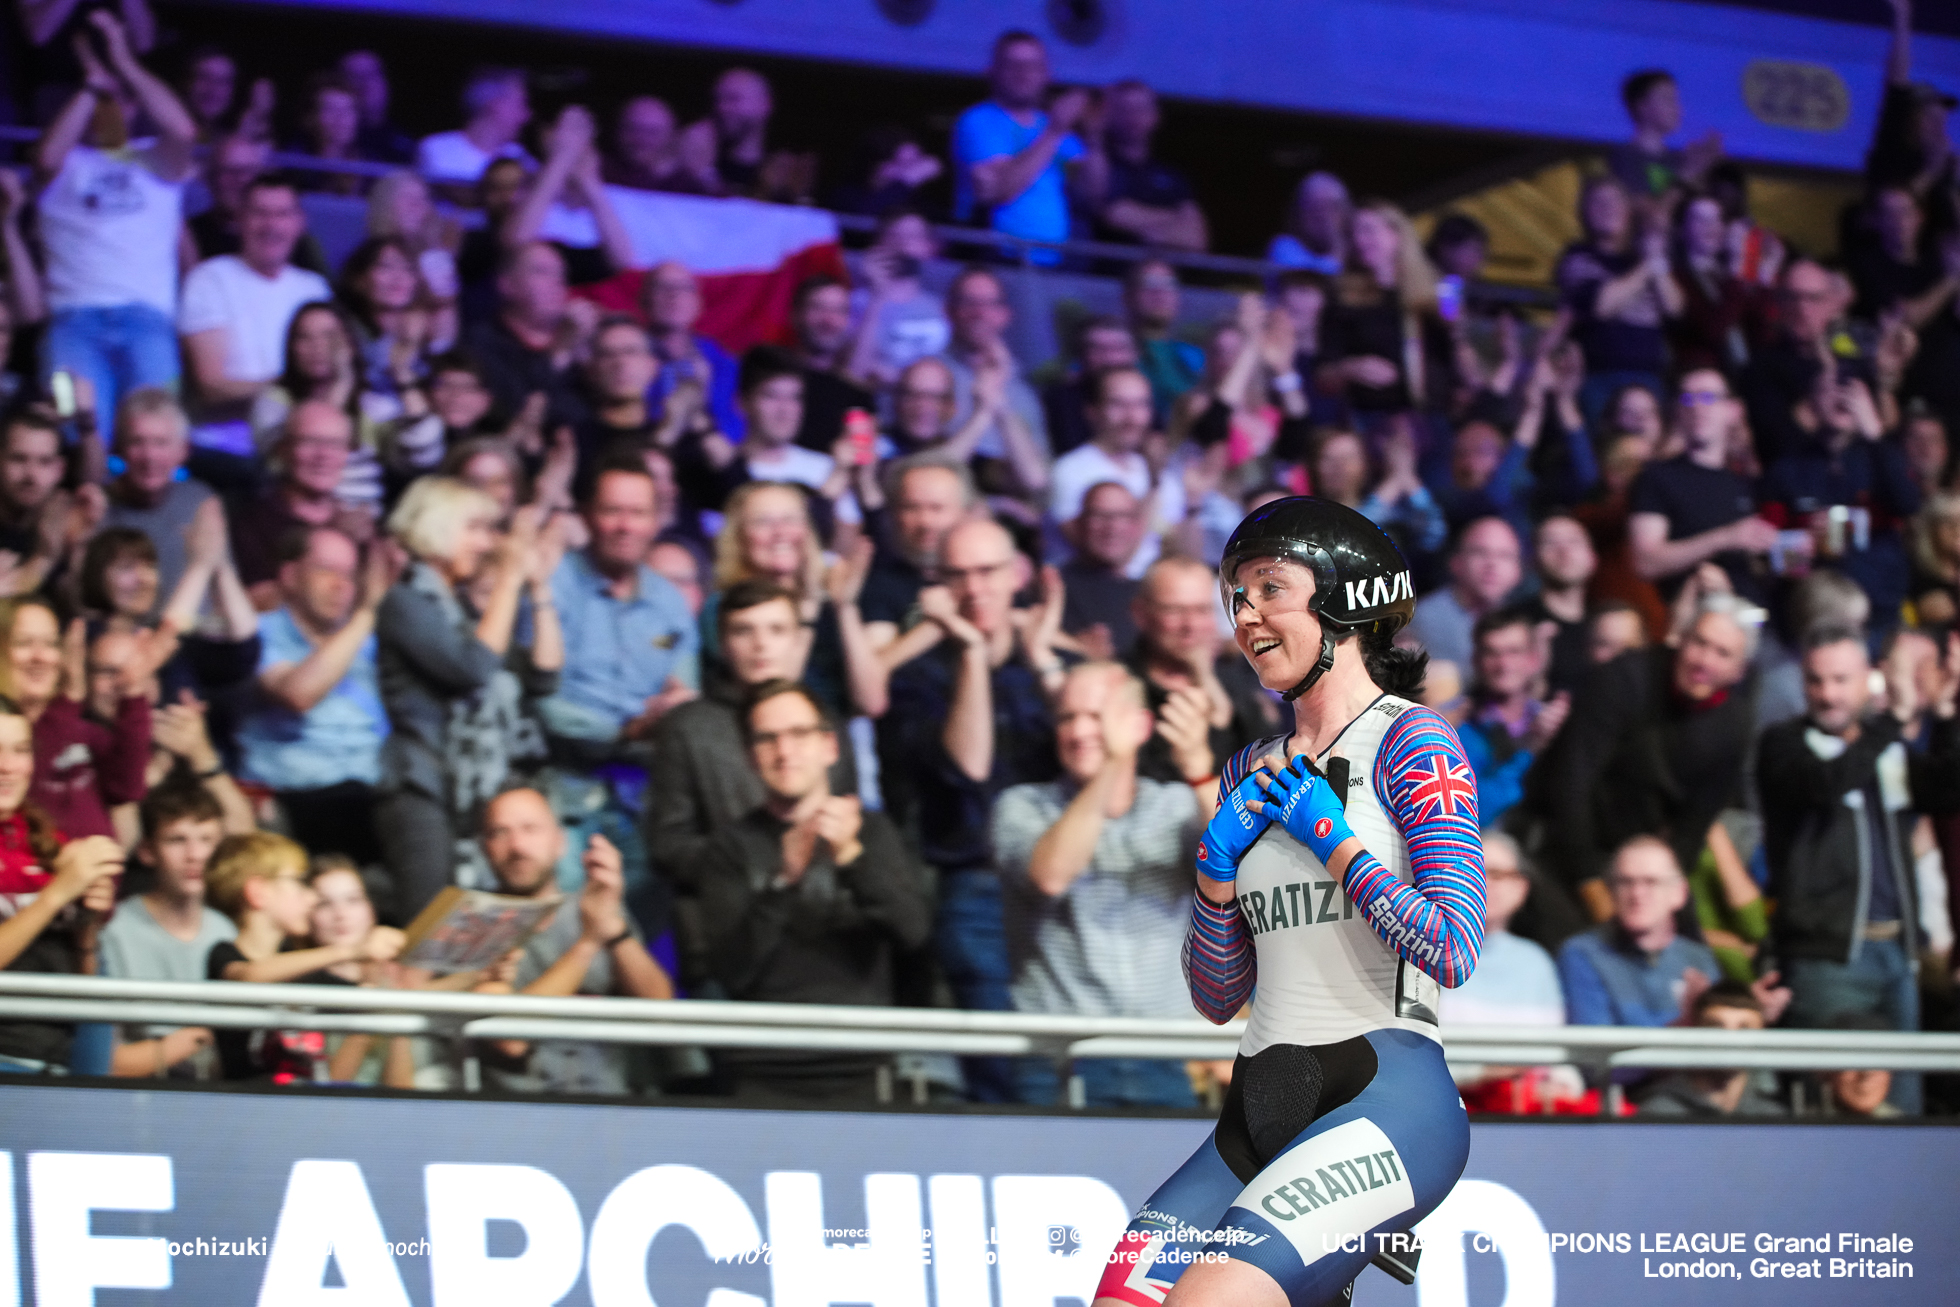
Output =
[
  {"x1": 1314, "y1": 198, "x2": 1455, "y2": 420},
  {"x1": 374, "y1": 477, "x2": 564, "y2": 919},
  {"x1": 702, "y1": 481, "x2": 857, "y2": 717}
]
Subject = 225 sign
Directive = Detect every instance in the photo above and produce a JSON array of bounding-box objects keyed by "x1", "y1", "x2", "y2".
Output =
[{"x1": 1742, "y1": 60, "x2": 1851, "y2": 133}]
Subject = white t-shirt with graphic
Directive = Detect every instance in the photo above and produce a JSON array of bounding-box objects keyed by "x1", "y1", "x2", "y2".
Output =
[{"x1": 38, "y1": 142, "x2": 185, "y2": 315}]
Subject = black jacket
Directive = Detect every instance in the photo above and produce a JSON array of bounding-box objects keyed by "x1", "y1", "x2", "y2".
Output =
[
  {"x1": 683, "y1": 806, "x2": 930, "y2": 1004},
  {"x1": 1526, "y1": 645, "x2": 1757, "y2": 887},
  {"x1": 679, "y1": 804, "x2": 931, "y2": 1093},
  {"x1": 644, "y1": 676, "x2": 857, "y2": 890},
  {"x1": 1757, "y1": 713, "x2": 1960, "y2": 964}
]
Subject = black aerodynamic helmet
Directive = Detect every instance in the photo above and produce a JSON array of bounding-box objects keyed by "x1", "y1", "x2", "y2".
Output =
[{"x1": 1218, "y1": 495, "x2": 1415, "y2": 700}]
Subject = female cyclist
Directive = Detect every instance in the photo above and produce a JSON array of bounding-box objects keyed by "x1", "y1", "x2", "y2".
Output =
[{"x1": 1093, "y1": 496, "x2": 1486, "y2": 1307}]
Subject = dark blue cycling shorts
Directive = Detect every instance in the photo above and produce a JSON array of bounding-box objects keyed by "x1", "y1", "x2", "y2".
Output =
[{"x1": 1094, "y1": 1028, "x2": 1469, "y2": 1307}]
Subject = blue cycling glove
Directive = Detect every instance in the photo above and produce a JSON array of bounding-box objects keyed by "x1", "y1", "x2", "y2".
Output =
[
  {"x1": 1195, "y1": 771, "x2": 1272, "y2": 881},
  {"x1": 1262, "y1": 756, "x2": 1356, "y2": 864}
]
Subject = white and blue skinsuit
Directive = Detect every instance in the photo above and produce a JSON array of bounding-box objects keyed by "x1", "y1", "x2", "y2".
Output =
[{"x1": 1097, "y1": 694, "x2": 1487, "y2": 1307}]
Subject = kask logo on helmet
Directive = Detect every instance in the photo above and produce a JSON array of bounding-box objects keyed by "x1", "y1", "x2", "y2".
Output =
[{"x1": 1343, "y1": 571, "x2": 1413, "y2": 610}]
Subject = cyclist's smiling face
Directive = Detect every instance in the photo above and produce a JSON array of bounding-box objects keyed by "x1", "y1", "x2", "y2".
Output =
[{"x1": 1228, "y1": 556, "x2": 1325, "y2": 693}]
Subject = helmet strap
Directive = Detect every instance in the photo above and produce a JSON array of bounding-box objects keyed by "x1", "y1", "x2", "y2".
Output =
[{"x1": 1281, "y1": 629, "x2": 1340, "y2": 702}]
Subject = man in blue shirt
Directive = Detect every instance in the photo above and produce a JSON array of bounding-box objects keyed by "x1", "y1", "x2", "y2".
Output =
[
  {"x1": 235, "y1": 525, "x2": 392, "y2": 866},
  {"x1": 539, "y1": 457, "x2": 700, "y2": 766},
  {"x1": 954, "y1": 30, "x2": 1089, "y2": 266},
  {"x1": 1557, "y1": 835, "x2": 1778, "y2": 1030}
]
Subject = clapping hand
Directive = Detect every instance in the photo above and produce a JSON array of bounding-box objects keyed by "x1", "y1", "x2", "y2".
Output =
[
  {"x1": 50, "y1": 836, "x2": 125, "y2": 914},
  {"x1": 153, "y1": 689, "x2": 221, "y2": 773},
  {"x1": 1157, "y1": 684, "x2": 1216, "y2": 785},
  {"x1": 1011, "y1": 564, "x2": 1066, "y2": 668},
  {"x1": 577, "y1": 834, "x2": 629, "y2": 944},
  {"x1": 825, "y1": 536, "x2": 874, "y2": 608},
  {"x1": 811, "y1": 796, "x2": 864, "y2": 866},
  {"x1": 1048, "y1": 87, "x2": 1092, "y2": 133},
  {"x1": 1524, "y1": 691, "x2": 1571, "y2": 754},
  {"x1": 917, "y1": 584, "x2": 984, "y2": 648}
]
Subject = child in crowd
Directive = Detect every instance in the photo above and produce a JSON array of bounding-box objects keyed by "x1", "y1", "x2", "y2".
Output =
[
  {"x1": 203, "y1": 830, "x2": 403, "y2": 1081},
  {"x1": 99, "y1": 782, "x2": 233, "y2": 1077}
]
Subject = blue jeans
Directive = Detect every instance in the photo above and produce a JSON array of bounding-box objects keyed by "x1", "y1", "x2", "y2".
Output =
[
  {"x1": 935, "y1": 868, "x2": 1014, "y2": 1103},
  {"x1": 43, "y1": 304, "x2": 180, "y2": 434},
  {"x1": 1784, "y1": 936, "x2": 1921, "y2": 1114},
  {"x1": 1016, "y1": 1056, "x2": 1197, "y2": 1109}
]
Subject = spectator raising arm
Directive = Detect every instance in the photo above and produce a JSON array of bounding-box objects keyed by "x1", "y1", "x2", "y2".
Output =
[
  {"x1": 1020, "y1": 677, "x2": 1151, "y2": 895},
  {"x1": 570, "y1": 138, "x2": 637, "y2": 277},
  {"x1": 959, "y1": 343, "x2": 1050, "y2": 498},
  {"x1": 19, "y1": 0, "x2": 84, "y2": 46},
  {"x1": 523, "y1": 512, "x2": 567, "y2": 676},
  {"x1": 826, "y1": 536, "x2": 891, "y2": 718},
  {"x1": 149, "y1": 692, "x2": 256, "y2": 834},
  {"x1": 160, "y1": 496, "x2": 259, "y2": 643},
  {"x1": 921, "y1": 585, "x2": 996, "y2": 783},
  {"x1": 33, "y1": 36, "x2": 118, "y2": 182},
  {"x1": 1887, "y1": 0, "x2": 1914, "y2": 88},
  {"x1": 39, "y1": 12, "x2": 195, "y2": 187},
  {"x1": 473, "y1": 506, "x2": 542, "y2": 659},
  {"x1": 503, "y1": 106, "x2": 637, "y2": 276},
  {"x1": 260, "y1": 542, "x2": 399, "y2": 714},
  {"x1": 0, "y1": 173, "x2": 45, "y2": 328}
]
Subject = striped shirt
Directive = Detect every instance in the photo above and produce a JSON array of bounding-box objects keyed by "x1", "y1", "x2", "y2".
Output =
[
  {"x1": 1182, "y1": 696, "x2": 1487, "y2": 1049},
  {"x1": 993, "y1": 776, "x2": 1203, "y2": 1020}
]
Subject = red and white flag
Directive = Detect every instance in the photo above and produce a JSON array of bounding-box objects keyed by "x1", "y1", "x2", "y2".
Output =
[{"x1": 549, "y1": 189, "x2": 847, "y2": 354}]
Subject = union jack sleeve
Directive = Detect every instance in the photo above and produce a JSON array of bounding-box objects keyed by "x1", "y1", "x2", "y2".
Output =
[
  {"x1": 1348, "y1": 706, "x2": 1487, "y2": 987},
  {"x1": 1180, "y1": 738, "x2": 1279, "y2": 1022}
]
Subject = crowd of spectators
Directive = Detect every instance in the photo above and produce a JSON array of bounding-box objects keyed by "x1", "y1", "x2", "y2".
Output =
[{"x1": 0, "y1": 2, "x2": 1956, "y2": 1118}]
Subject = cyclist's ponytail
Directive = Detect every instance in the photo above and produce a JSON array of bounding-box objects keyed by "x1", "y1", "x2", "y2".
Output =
[{"x1": 1360, "y1": 624, "x2": 1428, "y2": 701}]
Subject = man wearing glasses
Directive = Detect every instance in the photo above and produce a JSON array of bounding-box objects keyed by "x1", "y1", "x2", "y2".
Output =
[
  {"x1": 1628, "y1": 366, "x2": 1782, "y2": 603},
  {"x1": 884, "y1": 516, "x2": 1069, "y2": 1099},
  {"x1": 690, "y1": 680, "x2": 928, "y2": 1102}
]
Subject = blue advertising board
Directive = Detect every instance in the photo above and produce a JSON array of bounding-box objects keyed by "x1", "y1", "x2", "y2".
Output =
[{"x1": 0, "y1": 1083, "x2": 1955, "y2": 1305}]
